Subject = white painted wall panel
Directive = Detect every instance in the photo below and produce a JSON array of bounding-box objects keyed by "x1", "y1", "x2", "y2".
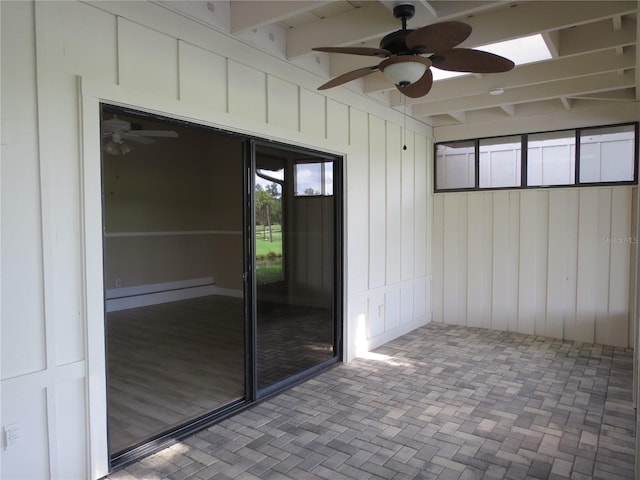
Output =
[
  {"x1": 267, "y1": 76, "x2": 298, "y2": 131},
  {"x1": 546, "y1": 190, "x2": 573, "y2": 339},
  {"x1": 346, "y1": 108, "x2": 369, "y2": 294},
  {"x1": 1, "y1": 0, "x2": 46, "y2": 379},
  {"x1": 385, "y1": 288, "x2": 401, "y2": 331},
  {"x1": 606, "y1": 187, "x2": 633, "y2": 347},
  {"x1": 228, "y1": 61, "x2": 266, "y2": 122},
  {"x1": 433, "y1": 186, "x2": 635, "y2": 347},
  {"x1": 401, "y1": 134, "x2": 415, "y2": 281},
  {"x1": 1, "y1": 387, "x2": 49, "y2": 479},
  {"x1": 35, "y1": 1, "x2": 87, "y2": 367},
  {"x1": 595, "y1": 189, "x2": 613, "y2": 345},
  {"x1": 414, "y1": 278, "x2": 427, "y2": 321},
  {"x1": 432, "y1": 195, "x2": 444, "y2": 324},
  {"x1": 573, "y1": 189, "x2": 600, "y2": 343},
  {"x1": 561, "y1": 190, "x2": 579, "y2": 340},
  {"x1": 118, "y1": 18, "x2": 178, "y2": 98},
  {"x1": 300, "y1": 89, "x2": 326, "y2": 138},
  {"x1": 386, "y1": 124, "x2": 402, "y2": 285},
  {"x1": 442, "y1": 195, "x2": 467, "y2": 325},
  {"x1": 368, "y1": 116, "x2": 386, "y2": 289},
  {"x1": 401, "y1": 285, "x2": 414, "y2": 324},
  {"x1": 326, "y1": 99, "x2": 348, "y2": 145},
  {"x1": 517, "y1": 191, "x2": 539, "y2": 334},
  {"x1": 492, "y1": 192, "x2": 511, "y2": 331},
  {"x1": 368, "y1": 291, "x2": 385, "y2": 339},
  {"x1": 62, "y1": 2, "x2": 117, "y2": 84},
  {"x1": 414, "y1": 135, "x2": 428, "y2": 278},
  {"x1": 465, "y1": 193, "x2": 492, "y2": 328},
  {"x1": 178, "y1": 42, "x2": 228, "y2": 112},
  {"x1": 54, "y1": 378, "x2": 88, "y2": 480},
  {"x1": 533, "y1": 192, "x2": 550, "y2": 336}
]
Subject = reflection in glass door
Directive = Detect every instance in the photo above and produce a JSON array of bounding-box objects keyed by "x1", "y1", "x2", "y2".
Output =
[
  {"x1": 101, "y1": 106, "x2": 246, "y2": 458},
  {"x1": 255, "y1": 144, "x2": 339, "y2": 393}
]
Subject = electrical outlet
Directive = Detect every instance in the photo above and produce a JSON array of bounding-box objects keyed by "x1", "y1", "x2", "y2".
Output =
[
  {"x1": 115, "y1": 278, "x2": 121, "y2": 287},
  {"x1": 2, "y1": 423, "x2": 21, "y2": 450}
]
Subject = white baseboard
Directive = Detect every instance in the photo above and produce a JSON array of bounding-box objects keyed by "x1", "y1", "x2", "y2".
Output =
[{"x1": 105, "y1": 277, "x2": 243, "y2": 312}]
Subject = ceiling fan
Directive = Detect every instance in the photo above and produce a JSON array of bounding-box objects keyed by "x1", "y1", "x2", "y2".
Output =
[
  {"x1": 313, "y1": 2, "x2": 515, "y2": 98},
  {"x1": 102, "y1": 115, "x2": 179, "y2": 155}
]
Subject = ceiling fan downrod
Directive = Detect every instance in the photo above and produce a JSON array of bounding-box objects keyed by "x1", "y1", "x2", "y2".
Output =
[
  {"x1": 393, "y1": 2, "x2": 415, "y2": 30},
  {"x1": 380, "y1": 3, "x2": 416, "y2": 54}
]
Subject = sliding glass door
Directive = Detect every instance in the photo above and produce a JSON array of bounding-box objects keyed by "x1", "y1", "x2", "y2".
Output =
[
  {"x1": 101, "y1": 106, "x2": 342, "y2": 467},
  {"x1": 102, "y1": 106, "x2": 246, "y2": 457}
]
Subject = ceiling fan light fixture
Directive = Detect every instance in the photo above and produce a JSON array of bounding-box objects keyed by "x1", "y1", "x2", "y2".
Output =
[
  {"x1": 104, "y1": 139, "x2": 132, "y2": 156},
  {"x1": 120, "y1": 142, "x2": 132, "y2": 155},
  {"x1": 380, "y1": 56, "x2": 431, "y2": 87}
]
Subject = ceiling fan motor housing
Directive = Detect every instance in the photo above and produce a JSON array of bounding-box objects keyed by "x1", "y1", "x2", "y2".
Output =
[{"x1": 380, "y1": 30, "x2": 413, "y2": 55}]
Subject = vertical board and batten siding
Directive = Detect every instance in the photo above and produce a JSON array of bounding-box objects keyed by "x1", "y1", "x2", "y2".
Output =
[
  {"x1": 433, "y1": 186, "x2": 636, "y2": 348},
  {"x1": 0, "y1": 1, "x2": 432, "y2": 479}
]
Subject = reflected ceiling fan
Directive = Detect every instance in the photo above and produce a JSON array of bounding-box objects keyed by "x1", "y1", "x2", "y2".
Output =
[
  {"x1": 313, "y1": 2, "x2": 515, "y2": 98},
  {"x1": 102, "y1": 115, "x2": 179, "y2": 155}
]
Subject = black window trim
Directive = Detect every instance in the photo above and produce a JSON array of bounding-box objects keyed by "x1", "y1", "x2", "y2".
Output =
[{"x1": 434, "y1": 122, "x2": 639, "y2": 193}]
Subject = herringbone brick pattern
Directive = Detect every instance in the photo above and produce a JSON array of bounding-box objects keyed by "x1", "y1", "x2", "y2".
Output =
[{"x1": 107, "y1": 323, "x2": 635, "y2": 480}]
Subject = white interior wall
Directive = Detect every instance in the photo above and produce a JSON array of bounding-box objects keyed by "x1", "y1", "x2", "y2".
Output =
[{"x1": 0, "y1": 1, "x2": 432, "y2": 479}]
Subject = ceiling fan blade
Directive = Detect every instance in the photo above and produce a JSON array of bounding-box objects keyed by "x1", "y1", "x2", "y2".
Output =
[
  {"x1": 318, "y1": 65, "x2": 380, "y2": 90},
  {"x1": 431, "y1": 48, "x2": 515, "y2": 73},
  {"x1": 406, "y1": 21, "x2": 472, "y2": 54},
  {"x1": 397, "y1": 68, "x2": 433, "y2": 98},
  {"x1": 313, "y1": 46, "x2": 390, "y2": 58},
  {"x1": 121, "y1": 133, "x2": 155, "y2": 144}
]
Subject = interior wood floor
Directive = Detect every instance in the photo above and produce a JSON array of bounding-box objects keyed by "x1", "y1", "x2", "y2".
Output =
[
  {"x1": 107, "y1": 295, "x2": 245, "y2": 454},
  {"x1": 107, "y1": 294, "x2": 335, "y2": 455}
]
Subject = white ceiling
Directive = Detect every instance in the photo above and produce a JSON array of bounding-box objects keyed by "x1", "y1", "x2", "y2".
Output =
[{"x1": 159, "y1": 1, "x2": 638, "y2": 131}]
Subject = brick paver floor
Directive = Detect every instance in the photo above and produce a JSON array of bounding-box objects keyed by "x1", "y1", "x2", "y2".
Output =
[{"x1": 107, "y1": 323, "x2": 635, "y2": 480}]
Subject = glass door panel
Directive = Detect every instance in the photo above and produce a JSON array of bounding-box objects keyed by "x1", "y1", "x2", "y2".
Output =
[
  {"x1": 102, "y1": 106, "x2": 246, "y2": 456},
  {"x1": 255, "y1": 145, "x2": 337, "y2": 392}
]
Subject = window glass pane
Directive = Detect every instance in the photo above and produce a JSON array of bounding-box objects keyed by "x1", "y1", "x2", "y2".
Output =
[
  {"x1": 436, "y1": 141, "x2": 475, "y2": 190},
  {"x1": 580, "y1": 125, "x2": 635, "y2": 183},
  {"x1": 295, "y1": 162, "x2": 333, "y2": 196},
  {"x1": 324, "y1": 162, "x2": 334, "y2": 196},
  {"x1": 527, "y1": 131, "x2": 575, "y2": 186},
  {"x1": 479, "y1": 136, "x2": 521, "y2": 188}
]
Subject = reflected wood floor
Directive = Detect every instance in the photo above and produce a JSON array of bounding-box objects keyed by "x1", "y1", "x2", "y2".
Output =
[{"x1": 107, "y1": 295, "x2": 245, "y2": 454}]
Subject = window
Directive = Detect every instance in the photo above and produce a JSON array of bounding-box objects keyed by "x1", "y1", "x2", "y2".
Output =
[
  {"x1": 527, "y1": 130, "x2": 575, "y2": 187},
  {"x1": 434, "y1": 123, "x2": 637, "y2": 191},
  {"x1": 479, "y1": 136, "x2": 521, "y2": 188},
  {"x1": 435, "y1": 141, "x2": 475, "y2": 190},
  {"x1": 294, "y1": 161, "x2": 333, "y2": 196},
  {"x1": 579, "y1": 124, "x2": 635, "y2": 183}
]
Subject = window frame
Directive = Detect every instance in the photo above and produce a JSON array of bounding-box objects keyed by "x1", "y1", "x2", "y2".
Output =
[{"x1": 434, "y1": 122, "x2": 638, "y2": 193}]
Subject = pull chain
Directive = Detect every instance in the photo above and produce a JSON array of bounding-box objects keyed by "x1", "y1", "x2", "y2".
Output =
[{"x1": 402, "y1": 95, "x2": 408, "y2": 151}]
